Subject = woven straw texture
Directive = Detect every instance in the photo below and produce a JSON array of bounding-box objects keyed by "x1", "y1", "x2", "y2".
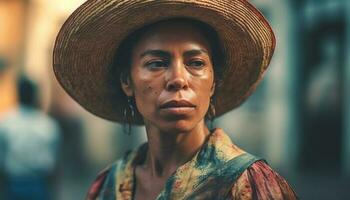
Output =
[{"x1": 53, "y1": 0, "x2": 275, "y2": 124}]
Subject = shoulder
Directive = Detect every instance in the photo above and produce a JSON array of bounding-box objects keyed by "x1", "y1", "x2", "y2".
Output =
[
  {"x1": 85, "y1": 148, "x2": 138, "y2": 200},
  {"x1": 86, "y1": 165, "x2": 112, "y2": 200},
  {"x1": 230, "y1": 160, "x2": 298, "y2": 200}
]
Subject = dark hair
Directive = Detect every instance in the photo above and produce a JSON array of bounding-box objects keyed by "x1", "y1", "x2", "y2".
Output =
[{"x1": 108, "y1": 17, "x2": 225, "y2": 91}]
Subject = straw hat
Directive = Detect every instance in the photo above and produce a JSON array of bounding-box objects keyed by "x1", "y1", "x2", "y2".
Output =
[{"x1": 53, "y1": 0, "x2": 275, "y2": 125}]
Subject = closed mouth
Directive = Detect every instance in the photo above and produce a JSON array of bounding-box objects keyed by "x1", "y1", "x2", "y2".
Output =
[{"x1": 160, "y1": 100, "x2": 196, "y2": 109}]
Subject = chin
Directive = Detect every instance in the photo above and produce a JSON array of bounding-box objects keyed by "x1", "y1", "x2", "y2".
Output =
[{"x1": 160, "y1": 118, "x2": 201, "y2": 134}]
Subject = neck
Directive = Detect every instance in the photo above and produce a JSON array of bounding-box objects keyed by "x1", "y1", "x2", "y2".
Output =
[{"x1": 143, "y1": 120, "x2": 210, "y2": 178}]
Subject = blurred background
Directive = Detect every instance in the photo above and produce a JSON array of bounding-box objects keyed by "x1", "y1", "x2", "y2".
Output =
[{"x1": 0, "y1": 0, "x2": 349, "y2": 199}]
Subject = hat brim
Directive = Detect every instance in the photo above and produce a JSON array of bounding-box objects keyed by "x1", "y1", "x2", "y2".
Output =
[{"x1": 53, "y1": 0, "x2": 275, "y2": 125}]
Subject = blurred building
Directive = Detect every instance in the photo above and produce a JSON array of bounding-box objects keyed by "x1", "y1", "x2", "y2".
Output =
[
  {"x1": 0, "y1": 0, "x2": 349, "y2": 199},
  {"x1": 0, "y1": 0, "x2": 24, "y2": 115}
]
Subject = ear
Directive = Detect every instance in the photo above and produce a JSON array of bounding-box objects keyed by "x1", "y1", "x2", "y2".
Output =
[{"x1": 120, "y1": 77, "x2": 133, "y2": 97}]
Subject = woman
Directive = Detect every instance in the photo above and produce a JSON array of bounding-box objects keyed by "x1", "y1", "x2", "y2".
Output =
[{"x1": 53, "y1": 0, "x2": 297, "y2": 199}]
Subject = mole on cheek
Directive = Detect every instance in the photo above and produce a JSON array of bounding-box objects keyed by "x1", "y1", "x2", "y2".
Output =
[{"x1": 143, "y1": 86, "x2": 153, "y2": 94}]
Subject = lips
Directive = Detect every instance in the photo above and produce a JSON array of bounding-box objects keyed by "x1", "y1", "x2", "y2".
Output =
[{"x1": 160, "y1": 100, "x2": 196, "y2": 109}]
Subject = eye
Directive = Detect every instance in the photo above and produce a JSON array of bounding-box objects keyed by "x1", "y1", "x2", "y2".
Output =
[
  {"x1": 145, "y1": 60, "x2": 168, "y2": 69},
  {"x1": 187, "y1": 59, "x2": 205, "y2": 68}
]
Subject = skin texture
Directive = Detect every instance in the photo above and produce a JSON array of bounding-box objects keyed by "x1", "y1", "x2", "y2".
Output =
[{"x1": 121, "y1": 21, "x2": 216, "y2": 200}]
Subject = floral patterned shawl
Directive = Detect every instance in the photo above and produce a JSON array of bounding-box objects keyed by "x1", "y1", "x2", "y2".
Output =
[{"x1": 87, "y1": 129, "x2": 297, "y2": 200}]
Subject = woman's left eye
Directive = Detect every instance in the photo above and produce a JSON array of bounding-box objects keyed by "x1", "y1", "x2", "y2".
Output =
[
  {"x1": 187, "y1": 60, "x2": 205, "y2": 68},
  {"x1": 145, "y1": 60, "x2": 168, "y2": 69}
]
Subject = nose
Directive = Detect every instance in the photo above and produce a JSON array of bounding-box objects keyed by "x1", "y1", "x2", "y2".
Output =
[{"x1": 165, "y1": 61, "x2": 189, "y2": 91}]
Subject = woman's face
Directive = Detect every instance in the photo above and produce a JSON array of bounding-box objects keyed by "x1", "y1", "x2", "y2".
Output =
[{"x1": 121, "y1": 21, "x2": 215, "y2": 133}]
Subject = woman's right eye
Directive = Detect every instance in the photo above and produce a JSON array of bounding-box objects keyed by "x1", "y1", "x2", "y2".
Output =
[{"x1": 145, "y1": 60, "x2": 168, "y2": 69}]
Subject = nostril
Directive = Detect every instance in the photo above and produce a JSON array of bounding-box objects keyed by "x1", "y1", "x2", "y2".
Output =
[
  {"x1": 166, "y1": 78, "x2": 188, "y2": 91},
  {"x1": 167, "y1": 84, "x2": 176, "y2": 91}
]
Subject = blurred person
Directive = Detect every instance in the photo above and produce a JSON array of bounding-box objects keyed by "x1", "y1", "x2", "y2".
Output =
[
  {"x1": 50, "y1": 86, "x2": 87, "y2": 176},
  {"x1": 54, "y1": 0, "x2": 297, "y2": 199},
  {"x1": 0, "y1": 74, "x2": 60, "y2": 200},
  {"x1": 302, "y1": 26, "x2": 344, "y2": 172}
]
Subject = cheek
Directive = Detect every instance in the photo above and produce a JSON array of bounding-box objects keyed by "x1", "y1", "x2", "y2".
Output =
[
  {"x1": 142, "y1": 85, "x2": 153, "y2": 95},
  {"x1": 133, "y1": 84, "x2": 155, "y2": 118},
  {"x1": 133, "y1": 74, "x2": 161, "y2": 97},
  {"x1": 193, "y1": 68, "x2": 214, "y2": 96},
  {"x1": 131, "y1": 69, "x2": 162, "y2": 116},
  {"x1": 191, "y1": 69, "x2": 214, "y2": 113}
]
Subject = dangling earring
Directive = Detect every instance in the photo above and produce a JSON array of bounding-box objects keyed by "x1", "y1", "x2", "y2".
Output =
[
  {"x1": 123, "y1": 97, "x2": 135, "y2": 135},
  {"x1": 208, "y1": 98, "x2": 216, "y2": 130}
]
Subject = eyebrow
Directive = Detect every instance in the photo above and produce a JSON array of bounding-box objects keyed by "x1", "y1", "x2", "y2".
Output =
[
  {"x1": 183, "y1": 49, "x2": 209, "y2": 57},
  {"x1": 140, "y1": 49, "x2": 209, "y2": 59},
  {"x1": 140, "y1": 50, "x2": 171, "y2": 58}
]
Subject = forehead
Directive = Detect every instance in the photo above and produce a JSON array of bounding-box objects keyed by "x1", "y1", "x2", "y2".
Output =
[{"x1": 133, "y1": 20, "x2": 212, "y2": 53}]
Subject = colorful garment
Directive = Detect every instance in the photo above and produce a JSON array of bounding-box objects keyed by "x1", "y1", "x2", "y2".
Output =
[{"x1": 87, "y1": 129, "x2": 297, "y2": 200}]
